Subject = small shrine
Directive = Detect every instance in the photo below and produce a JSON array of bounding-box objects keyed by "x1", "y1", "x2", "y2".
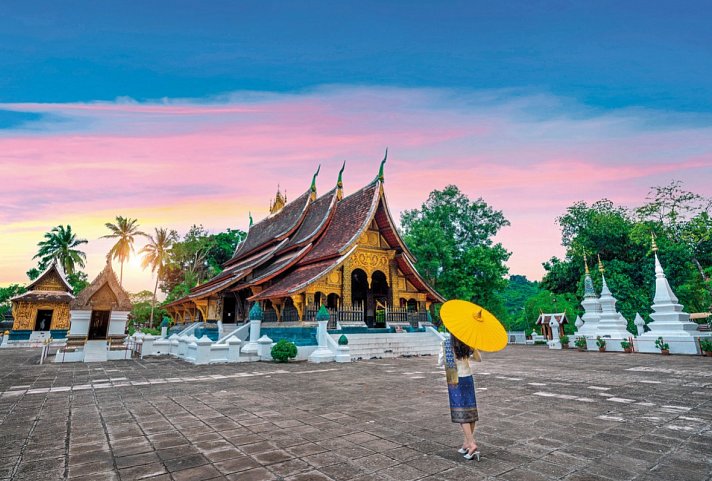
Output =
[
  {"x1": 536, "y1": 312, "x2": 568, "y2": 340},
  {"x1": 6, "y1": 261, "x2": 74, "y2": 344},
  {"x1": 592, "y1": 257, "x2": 631, "y2": 350}
]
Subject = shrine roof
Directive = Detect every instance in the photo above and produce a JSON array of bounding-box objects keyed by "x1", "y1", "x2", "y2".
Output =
[
  {"x1": 71, "y1": 261, "x2": 131, "y2": 310},
  {"x1": 300, "y1": 182, "x2": 380, "y2": 264},
  {"x1": 12, "y1": 290, "x2": 74, "y2": 303},
  {"x1": 281, "y1": 188, "x2": 337, "y2": 251},
  {"x1": 26, "y1": 261, "x2": 73, "y2": 293},
  {"x1": 229, "y1": 189, "x2": 311, "y2": 264},
  {"x1": 536, "y1": 312, "x2": 569, "y2": 325},
  {"x1": 246, "y1": 244, "x2": 312, "y2": 286}
]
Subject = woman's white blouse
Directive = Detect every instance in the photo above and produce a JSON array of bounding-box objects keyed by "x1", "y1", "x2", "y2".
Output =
[{"x1": 438, "y1": 340, "x2": 473, "y2": 377}]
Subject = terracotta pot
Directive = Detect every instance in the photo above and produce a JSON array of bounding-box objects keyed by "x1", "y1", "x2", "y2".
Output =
[
  {"x1": 577, "y1": 347, "x2": 585, "y2": 352},
  {"x1": 661, "y1": 349, "x2": 670, "y2": 355},
  {"x1": 562, "y1": 343, "x2": 569, "y2": 349},
  {"x1": 624, "y1": 347, "x2": 632, "y2": 353},
  {"x1": 704, "y1": 351, "x2": 712, "y2": 357},
  {"x1": 598, "y1": 347, "x2": 606, "y2": 352}
]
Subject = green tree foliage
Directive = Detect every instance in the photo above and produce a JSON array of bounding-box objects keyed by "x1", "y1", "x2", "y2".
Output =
[
  {"x1": 520, "y1": 290, "x2": 580, "y2": 335},
  {"x1": 161, "y1": 225, "x2": 246, "y2": 302},
  {"x1": 542, "y1": 181, "x2": 712, "y2": 332},
  {"x1": 0, "y1": 284, "x2": 26, "y2": 318},
  {"x1": 400, "y1": 185, "x2": 511, "y2": 315},
  {"x1": 102, "y1": 216, "x2": 147, "y2": 286},
  {"x1": 129, "y1": 290, "x2": 167, "y2": 331},
  {"x1": 495, "y1": 275, "x2": 539, "y2": 330},
  {"x1": 140, "y1": 228, "x2": 178, "y2": 327},
  {"x1": 33, "y1": 225, "x2": 88, "y2": 275},
  {"x1": 66, "y1": 272, "x2": 89, "y2": 295}
]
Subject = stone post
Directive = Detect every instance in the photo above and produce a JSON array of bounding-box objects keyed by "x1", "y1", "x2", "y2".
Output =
[
  {"x1": 634, "y1": 313, "x2": 645, "y2": 337},
  {"x1": 227, "y1": 337, "x2": 242, "y2": 362},
  {"x1": 309, "y1": 305, "x2": 335, "y2": 363},
  {"x1": 169, "y1": 334, "x2": 180, "y2": 355},
  {"x1": 194, "y1": 335, "x2": 213, "y2": 365},
  {"x1": 242, "y1": 303, "x2": 263, "y2": 355},
  {"x1": 547, "y1": 318, "x2": 562, "y2": 349},
  {"x1": 141, "y1": 334, "x2": 155, "y2": 358},
  {"x1": 257, "y1": 335, "x2": 273, "y2": 361}
]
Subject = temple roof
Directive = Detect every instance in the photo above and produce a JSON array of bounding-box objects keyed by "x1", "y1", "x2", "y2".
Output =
[
  {"x1": 26, "y1": 261, "x2": 73, "y2": 293},
  {"x1": 71, "y1": 261, "x2": 132, "y2": 310},
  {"x1": 229, "y1": 189, "x2": 311, "y2": 265},
  {"x1": 281, "y1": 188, "x2": 337, "y2": 251},
  {"x1": 536, "y1": 313, "x2": 569, "y2": 325},
  {"x1": 11, "y1": 291, "x2": 74, "y2": 303}
]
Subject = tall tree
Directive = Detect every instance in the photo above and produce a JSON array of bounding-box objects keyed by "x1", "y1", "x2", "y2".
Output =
[
  {"x1": 33, "y1": 225, "x2": 88, "y2": 275},
  {"x1": 102, "y1": 216, "x2": 146, "y2": 286},
  {"x1": 400, "y1": 185, "x2": 510, "y2": 313},
  {"x1": 140, "y1": 228, "x2": 178, "y2": 327}
]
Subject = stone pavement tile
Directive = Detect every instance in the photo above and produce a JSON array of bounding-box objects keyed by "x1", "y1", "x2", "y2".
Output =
[
  {"x1": 242, "y1": 441, "x2": 279, "y2": 455},
  {"x1": 379, "y1": 463, "x2": 429, "y2": 481},
  {"x1": 69, "y1": 470, "x2": 120, "y2": 481},
  {"x1": 383, "y1": 446, "x2": 423, "y2": 462},
  {"x1": 626, "y1": 439, "x2": 671, "y2": 454},
  {"x1": 253, "y1": 449, "x2": 295, "y2": 465},
  {"x1": 214, "y1": 455, "x2": 261, "y2": 474},
  {"x1": 351, "y1": 474, "x2": 397, "y2": 481},
  {"x1": 14, "y1": 456, "x2": 64, "y2": 476},
  {"x1": 156, "y1": 444, "x2": 201, "y2": 461},
  {"x1": 226, "y1": 467, "x2": 280, "y2": 481},
  {"x1": 171, "y1": 463, "x2": 223, "y2": 481},
  {"x1": 229, "y1": 433, "x2": 267, "y2": 446},
  {"x1": 302, "y1": 451, "x2": 349, "y2": 469},
  {"x1": 68, "y1": 459, "x2": 115, "y2": 478},
  {"x1": 283, "y1": 471, "x2": 335, "y2": 481},
  {"x1": 351, "y1": 453, "x2": 399, "y2": 472},
  {"x1": 405, "y1": 454, "x2": 457, "y2": 475},
  {"x1": 646, "y1": 463, "x2": 708, "y2": 481},
  {"x1": 164, "y1": 453, "x2": 209, "y2": 472},
  {"x1": 203, "y1": 446, "x2": 244, "y2": 462},
  {"x1": 496, "y1": 467, "x2": 554, "y2": 481},
  {"x1": 117, "y1": 462, "x2": 167, "y2": 481},
  {"x1": 318, "y1": 461, "x2": 368, "y2": 480},
  {"x1": 338, "y1": 443, "x2": 376, "y2": 460},
  {"x1": 562, "y1": 472, "x2": 613, "y2": 481},
  {"x1": 114, "y1": 452, "x2": 160, "y2": 469},
  {"x1": 269, "y1": 458, "x2": 313, "y2": 477},
  {"x1": 287, "y1": 442, "x2": 329, "y2": 457},
  {"x1": 69, "y1": 447, "x2": 113, "y2": 465},
  {"x1": 527, "y1": 459, "x2": 575, "y2": 478}
]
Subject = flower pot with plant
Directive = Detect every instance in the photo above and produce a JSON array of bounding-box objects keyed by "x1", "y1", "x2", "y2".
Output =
[
  {"x1": 620, "y1": 340, "x2": 632, "y2": 353},
  {"x1": 574, "y1": 336, "x2": 587, "y2": 352},
  {"x1": 700, "y1": 338, "x2": 712, "y2": 357},
  {"x1": 560, "y1": 335, "x2": 570, "y2": 349},
  {"x1": 596, "y1": 336, "x2": 606, "y2": 352},
  {"x1": 655, "y1": 336, "x2": 670, "y2": 355}
]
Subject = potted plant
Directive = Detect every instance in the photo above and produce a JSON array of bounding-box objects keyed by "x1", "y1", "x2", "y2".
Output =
[
  {"x1": 620, "y1": 340, "x2": 633, "y2": 353},
  {"x1": 655, "y1": 336, "x2": 670, "y2": 355},
  {"x1": 595, "y1": 336, "x2": 606, "y2": 352},
  {"x1": 700, "y1": 338, "x2": 712, "y2": 357},
  {"x1": 559, "y1": 335, "x2": 570, "y2": 349},
  {"x1": 271, "y1": 339, "x2": 298, "y2": 363},
  {"x1": 574, "y1": 336, "x2": 587, "y2": 352}
]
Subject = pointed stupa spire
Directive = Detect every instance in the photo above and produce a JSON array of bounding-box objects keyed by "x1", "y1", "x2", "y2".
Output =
[
  {"x1": 270, "y1": 185, "x2": 286, "y2": 214},
  {"x1": 336, "y1": 161, "x2": 346, "y2": 201},
  {"x1": 310, "y1": 164, "x2": 321, "y2": 201},
  {"x1": 376, "y1": 148, "x2": 387, "y2": 182},
  {"x1": 583, "y1": 252, "x2": 596, "y2": 298},
  {"x1": 651, "y1": 234, "x2": 678, "y2": 304},
  {"x1": 598, "y1": 255, "x2": 611, "y2": 296}
]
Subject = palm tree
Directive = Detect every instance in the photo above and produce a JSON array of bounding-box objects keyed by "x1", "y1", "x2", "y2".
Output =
[
  {"x1": 33, "y1": 225, "x2": 88, "y2": 275},
  {"x1": 102, "y1": 216, "x2": 146, "y2": 286},
  {"x1": 140, "y1": 228, "x2": 177, "y2": 327}
]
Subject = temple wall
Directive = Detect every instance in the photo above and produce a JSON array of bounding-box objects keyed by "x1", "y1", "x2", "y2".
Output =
[
  {"x1": 11, "y1": 301, "x2": 71, "y2": 331},
  {"x1": 69, "y1": 310, "x2": 91, "y2": 336},
  {"x1": 109, "y1": 311, "x2": 129, "y2": 336}
]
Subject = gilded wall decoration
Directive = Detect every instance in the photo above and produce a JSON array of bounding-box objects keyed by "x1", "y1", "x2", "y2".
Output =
[
  {"x1": 35, "y1": 272, "x2": 67, "y2": 292},
  {"x1": 11, "y1": 301, "x2": 71, "y2": 330}
]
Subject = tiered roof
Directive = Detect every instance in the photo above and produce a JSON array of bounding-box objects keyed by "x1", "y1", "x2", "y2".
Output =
[
  {"x1": 11, "y1": 261, "x2": 75, "y2": 303},
  {"x1": 71, "y1": 261, "x2": 132, "y2": 311},
  {"x1": 166, "y1": 159, "x2": 444, "y2": 307}
]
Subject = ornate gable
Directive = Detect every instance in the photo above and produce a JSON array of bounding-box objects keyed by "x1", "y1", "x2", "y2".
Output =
[{"x1": 71, "y1": 262, "x2": 132, "y2": 311}]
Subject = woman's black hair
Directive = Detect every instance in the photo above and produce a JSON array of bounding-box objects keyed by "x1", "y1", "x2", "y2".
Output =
[{"x1": 451, "y1": 334, "x2": 473, "y2": 359}]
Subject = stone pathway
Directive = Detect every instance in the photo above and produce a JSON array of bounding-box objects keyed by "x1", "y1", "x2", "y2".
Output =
[{"x1": 0, "y1": 346, "x2": 710, "y2": 480}]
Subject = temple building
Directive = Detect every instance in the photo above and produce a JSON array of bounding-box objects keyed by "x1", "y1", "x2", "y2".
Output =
[
  {"x1": 165, "y1": 156, "x2": 445, "y2": 328},
  {"x1": 7, "y1": 261, "x2": 73, "y2": 343}
]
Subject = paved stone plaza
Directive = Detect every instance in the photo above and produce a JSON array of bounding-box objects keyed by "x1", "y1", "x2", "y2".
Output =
[{"x1": 0, "y1": 346, "x2": 710, "y2": 481}]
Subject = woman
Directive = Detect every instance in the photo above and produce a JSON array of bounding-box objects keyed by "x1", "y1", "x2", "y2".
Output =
[{"x1": 441, "y1": 334, "x2": 480, "y2": 461}]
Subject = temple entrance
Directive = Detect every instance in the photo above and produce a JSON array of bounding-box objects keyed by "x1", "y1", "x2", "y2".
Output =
[
  {"x1": 35, "y1": 310, "x2": 53, "y2": 331},
  {"x1": 371, "y1": 271, "x2": 389, "y2": 328},
  {"x1": 222, "y1": 295, "x2": 236, "y2": 323},
  {"x1": 351, "y1": 269, "x2": 389, "y2": 327},
  {"x1": 89, "y1": 310, "x2": 110, "y2": 340},
  {"x1": 282, "y1": 298, "x2": 299, "y2": 322},
  {"x1": 326, "y1": 293, "x2": 340, "y2": 309},
  {"x1": 351, "y1": 268, "x2": 368, "y2": 324}
]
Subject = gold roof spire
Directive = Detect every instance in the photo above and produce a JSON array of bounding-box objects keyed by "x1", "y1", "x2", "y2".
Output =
[
  {"x1": 583, "y1": 251, "x2": 590, "y2": 275},
  {"x1": 651, "y1": 233, "x2": 658, "y2": 252},
  {"x1": 597, "y1": 254, "x2": 604, "y2": 273},
  {"x1": 269, "y1": 185, "x2": 286, "y2": 214}
]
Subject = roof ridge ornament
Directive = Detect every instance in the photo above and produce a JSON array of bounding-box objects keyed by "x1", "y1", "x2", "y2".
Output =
[
  {"x1": 336, "y1": 161, "x2": 346, "y2": 201},
  {"x1": 310, "y1": 164, "x2": 321, "y2": 201},
  {"x1": 375, "y1": 148, "x2": 388, "y2": 183},
  {"x1": 583, "y1": 251, "x2": 590, "y2": 275},
  {"x1": 249, "y1": 211, "x2": 253, "y2": 229}
]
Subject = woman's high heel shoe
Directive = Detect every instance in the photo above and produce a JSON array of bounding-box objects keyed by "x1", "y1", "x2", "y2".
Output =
[
  {"x1": 457, "y1": 447, "x2": 468, "y2": 454},
  {"x1": 463, "y1": 448, "x2": 480, "y2": 461}
]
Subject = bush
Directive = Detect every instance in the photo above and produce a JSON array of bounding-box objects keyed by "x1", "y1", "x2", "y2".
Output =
[
  {"x1": 574, "y1": 336, "x2": 587, "y2": 349},
  {"x1": 655, "y1": 336, "x2": 669, "y2": 351},
  {"x1": 595, "y1": 336, "x2": 606, "y2": 349},
  {"x1": 559, "y1": 335, "x2": 570, "y2": 345},
  {"x1": 700, "y1": 338, "x2": 712, "y2": 352},
  {"x1": 271, "y1": 339, "x2": 297, "y2": 362},
  {"x1": 621, "y1": 340, "x2": 632, "y2": 350},
  {"x1": 141, "y1": 327, "x2": 161, "y2": 336}
]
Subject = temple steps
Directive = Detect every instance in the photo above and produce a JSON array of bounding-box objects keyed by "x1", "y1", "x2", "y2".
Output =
[
  {"x1": 83, "y1": 340, "x2": 108, "y2": 362},
  {"x1": 335, "y1": 332, "x2": 441, "y2": 359}
]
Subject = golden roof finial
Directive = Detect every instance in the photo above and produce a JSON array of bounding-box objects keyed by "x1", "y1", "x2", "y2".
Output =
[
  {"x1": 583, "y1": 251, "x2": 590, "y2": 275},
  {"x1": 651, "y1": 233, "x2": 658, "y2": 253},
  {"x1": 270, "y1": 184, "x2": 286, "y2": 214},
  {"x1": 597, "y1": 254, "x2": 604, "y2": 274}
]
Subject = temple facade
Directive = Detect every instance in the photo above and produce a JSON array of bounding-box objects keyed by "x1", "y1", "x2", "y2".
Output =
[
  {"x1": 8, "y1": 261, "x2": 73, "y2": 343},
  {"x1": 165, "y1": 157, "x2": 444, "y2": 328}
]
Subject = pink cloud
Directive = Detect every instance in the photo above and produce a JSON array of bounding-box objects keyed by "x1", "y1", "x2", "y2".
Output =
[{"x1": 1, "y1": 87, "x2": 711, "y2": 293}]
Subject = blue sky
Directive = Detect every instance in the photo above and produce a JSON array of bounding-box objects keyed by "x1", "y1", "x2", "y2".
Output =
[{"x1": 1, "y1": 1, "x2": 711, "y2": 111}]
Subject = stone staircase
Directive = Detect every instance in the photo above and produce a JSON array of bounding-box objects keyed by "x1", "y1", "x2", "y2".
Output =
[
  {"x1": 335, "y1": 331, "x2": 442, "y2": 360},
  {"x1": 83, "y1": 340, "x2": 108, "y2": 362}
]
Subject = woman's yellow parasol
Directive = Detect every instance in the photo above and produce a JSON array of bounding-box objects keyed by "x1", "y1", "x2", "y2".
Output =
[{"x1": 440, "y1": 300, "x2": 508, "y2": 352}]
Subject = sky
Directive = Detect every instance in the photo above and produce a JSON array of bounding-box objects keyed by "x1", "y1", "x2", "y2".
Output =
[{"x1": 1, "y1": 1, "x2": 711, "y2": 294}]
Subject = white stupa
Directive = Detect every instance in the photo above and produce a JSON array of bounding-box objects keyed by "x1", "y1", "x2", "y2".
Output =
[
  {"x1": 636, "y1": 236, "x2": 710, "y2": 354},
  {"x1": 633, "y1": 313, "x2": 646, "y2": 337},
  {"x1": 592, "y1": 256, "x2": 632, "y2": 351},
  {"x1": 575, "y1": 253, "x2": 601, "y2": 338}
]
